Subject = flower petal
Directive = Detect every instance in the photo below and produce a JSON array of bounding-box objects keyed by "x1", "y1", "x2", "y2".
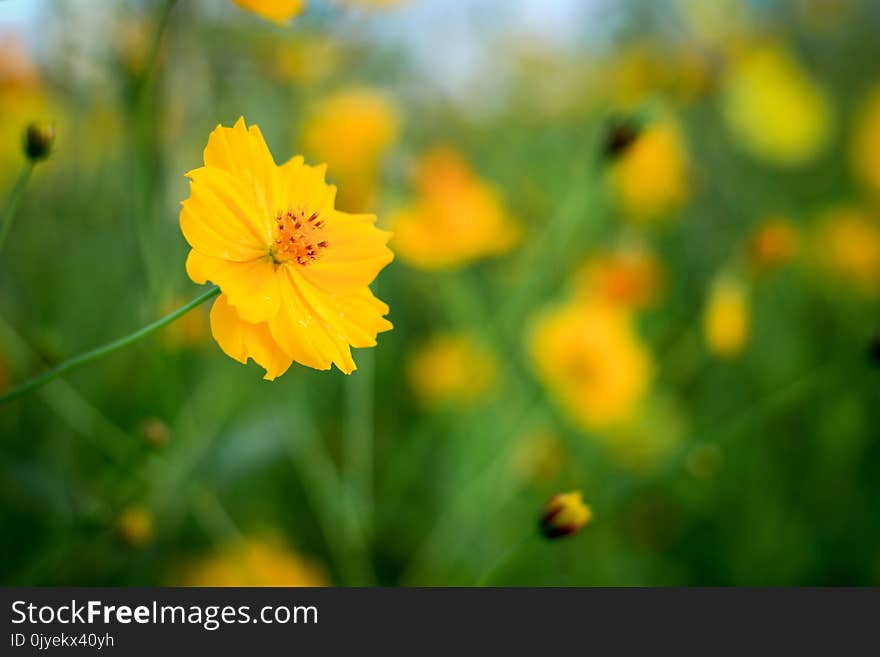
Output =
[
  {"x1": 268, "y1": 266, "x2": 358, "y2": 373},
  {"x1": 209, "y1": 294, "x2": 293, "y2": 381},
  {"x1": 278, "y1": 157, "x2": 337, "y2": 217},
  {"x1": 186, "y1": 250, "x2": 281, "y2": 324},
  {"x1": 299, "y1": 210, "x2": 394, "y2": 292},
  {"x1": 181, "y1": 166, "x2": 271, "y2": 261},
  {"x1": 201, "y1": 117, "x2": 282, "y2": 220}
]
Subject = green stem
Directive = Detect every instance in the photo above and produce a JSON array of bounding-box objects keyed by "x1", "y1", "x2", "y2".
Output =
[
  {"x1": 344, "y1": 349, "x2": 375, "y2": 542},
  {"x1": 0, "y1": 286, "x2": 219, "y2": 407},
  {"x1": 0, "y1": 162, "x2": 34, "y2": 256},
  {"x1": 131, "y1": 0, "x2": 179, "y2": 102}
]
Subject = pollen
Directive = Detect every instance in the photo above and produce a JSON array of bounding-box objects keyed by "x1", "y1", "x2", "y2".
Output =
[{"x1": 271, "y1": 208, "x2": 329, "y2": 265}]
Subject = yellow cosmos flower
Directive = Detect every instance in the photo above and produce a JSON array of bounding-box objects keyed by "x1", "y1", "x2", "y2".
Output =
[
  {"x1": 301, "y1": 88, "x2": 399, "y2": 212},
  {"x1": 231, "y1": 0, "x2": 304, "y2": 23},
  {"x1": 851, "y1": 86, "x2": 880, "y2": 197},
  {"x1": 815, "y1": 205, "x2": 880, "y2": 297},
  {"x1": 749, "y1": 217, "x2": 799, "y2": 272},
  {"x1": 703, "y1": 277, "x2": 750, "y2": 358},
  {"x1": 407, "y1": 333, "x2": 497, "y2": 406},
  {"x1": 391, "y1": 148, "x2": 520, "y2": 269},
  {"x1": 530, "y1": 297, "x2": 653, "y2": 431},
  {"x1": 610, "y1": 119, "x2": 690, "y2": 223},
  {"x1": 722, "y1": 44, "x2": 832, "y2": 166},
  {"x1": 180, "y1": 117, "x2": 393, "y2": 379},
  {"x1": 572, "y1": 244, "x2": 664, "y2": 311},
  {"x1": 178, "y1": 537, "x2": 328, "y2": 587}
]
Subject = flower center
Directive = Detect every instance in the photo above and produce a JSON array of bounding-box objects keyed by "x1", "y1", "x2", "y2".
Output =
[{"x1": 271, "y1": 208, "x2": 329, "y2": 266}]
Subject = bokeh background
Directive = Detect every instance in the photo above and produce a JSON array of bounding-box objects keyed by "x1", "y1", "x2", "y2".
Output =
[{"x1": 2, "y1": 0, "x2": 880, "y2": 586}]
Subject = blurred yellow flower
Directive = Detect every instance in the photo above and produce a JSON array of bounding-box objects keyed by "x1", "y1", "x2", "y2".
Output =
[
  {"x1": 407, "y1": 334, "x2": 496, "y2": 406},
  {"x1": 232, "y1": 0, "x2": 304, "y2": 23},
  {"x1": 749, "y1": 217, "x2": 799, "y2": 271},
  {"x1": 180, "y1": 117, "x2": 393, "y2": 379},
  {"x1": 392, "y1": 148, "x2": 520, "y2": 269},
  {"x1": 179, "y1": 537, "x2": 328, "y2": 587},
  {"x1": 815, "y1": 205, "x2": 880, "y2": 297},
  {"x1": 539, "y1": 491, "x2": 592, "y2": 539},
  {"x1": 722, "y1": 44, "x2": 832, "y2": 166},
  {"x1": 851, "y1": 86, "x2": 880, "y2": 197},
  {"x1": 610, "y1": 119, "x2": 690, "y2": 223},
  {"x1": 301, "y1": 88, "x2": 399, "y2": 212},
  {"x1": 273, "y1": 36, "x2": 342, "y2": 86},
  {"x1": 0, "y1": 39, "x2": 50, "y2": 188},
  {"x1": 572, "y1": 243, "x2": 664, "y2": 311},
  {"x1": 703, "y1": 276, "x2": 750, "y2": 358},
  {"x1": 530, "y1": 297, "x2": 653, "y2": 431},
  {"x1": 117, "y1": 507, "x2": 154, "y2": 548}
]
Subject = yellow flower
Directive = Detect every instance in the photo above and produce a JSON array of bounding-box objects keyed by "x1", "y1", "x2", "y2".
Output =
[
  {"x1": 572, "y1": 243, "x2": 664, "y2": 311},
  {"x1": 722, "y1": 44, "x2": 832, "y2": 166},
  {"x1": 815, "y1": 205, "x2": 880, "y2": 297},
  {"x1": 749, "y1": 217, "x2": 799, "y2": 271},
  {"x1": 301, "y1": 88, "x2": 399, "y2": 212},
  {"x1": 180, "y1": 117, "x2": 393, "y2": 379},
  {"x1": 407, "y1": 334, "x2": 496, "y2": 406},
  {"x1": 391, "y1": 148, "x2": 520, "y2": 269},
  {"x1": 703, "y1": 276, "x2": 750, "y2": 358},
  {"x1": 231, "y1": 0, "x2": 304, "y2": 23},
  {"x1": 273, "y1": 36, "x2": 342, "y2": 86},
  {"x1": 178, "y1": 537, "x2": 328, "y2": 587},
  {"x1": 539, "y1": 491, "x2": 592, "y2": 539},
  {"x1": 610, "y1": 119, "x2": 690, "y2": 223},
  {"x1": 530, "y1": 297, "x2": 653, "y2": 431},
  {"x1": 851, "y1": 86, "x2": 880, "y2": 197}
]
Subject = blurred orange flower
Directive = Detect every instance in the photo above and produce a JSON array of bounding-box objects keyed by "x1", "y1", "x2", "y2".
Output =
[
  {"x1": 722, "y1": 43, "x2": 831, "y2": 166},
  {"x1": 301, "y1": 87, "x2": 399, "y2": 211},
  {"x1": 749, "y1": 217, "x2": 799, "y2": 272},
  {"x1": 610, "y1": 119, "x2": 690, "y2": 223},
  {"x1": 232, "y1": 0, "x2": 304, "y2": 23},
  {"x1": 392, "y1": 148, "x2": 520, "y2": 269},
  {"x1": 815, "y1": 205, "x2": 880, "y2": 297},
  {"x1": 180, "y1": 117, "x2": 393, "y2": 379},
  {"x1": 572, "y1": 243, "x2": 664, "y2": 311},
  {"x1": 407, "y1": 334, "x2": 497, "y2": 406},
  {"x1": 703, "y1": 276, "x2": 750, "y2": 358},
  {"x1": 178, "y1": 537, "x2": 328, "y2": 587},
  {"x1": 530, "y1": 297, "x2": 653, "y2": 431}
]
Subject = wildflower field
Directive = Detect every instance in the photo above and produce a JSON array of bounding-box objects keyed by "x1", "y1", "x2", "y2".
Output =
[{"x1": 1, "y1": 0, "x2": 880, "y2": 586}]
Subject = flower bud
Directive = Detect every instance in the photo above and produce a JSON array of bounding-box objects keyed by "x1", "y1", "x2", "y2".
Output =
[
  {"x1": 601, "y1": 116, "x2": 640, "y2": 160},
  {"x1": 139, "y1": 417, "x2": 170, "y2": 447},
  {"x1": 22, "y1": 121, "x2": 55, "y2": 161},
  {"x1": 117, "y1": 506, "x2": 154, "y2": 548},
  {"x1": 539, "y1": 491, "x2": 592, "y2": 539}
]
